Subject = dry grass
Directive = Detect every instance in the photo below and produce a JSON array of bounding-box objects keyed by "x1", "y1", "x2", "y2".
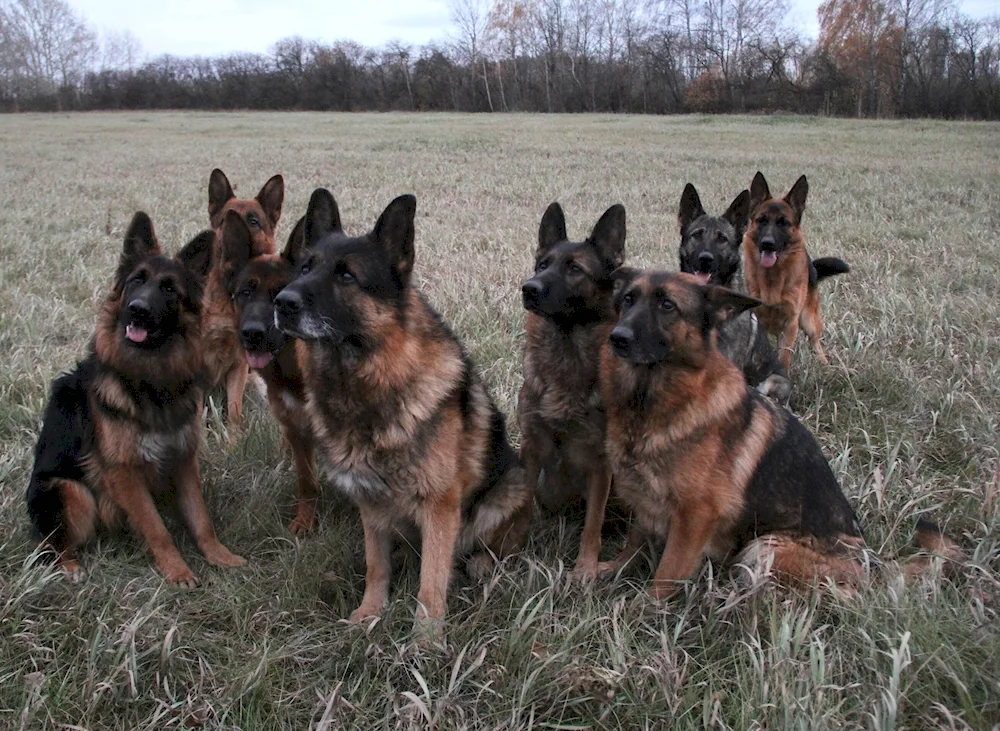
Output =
[{"x1": 1, "y1": 111, "x2": 998, "y2": 729}]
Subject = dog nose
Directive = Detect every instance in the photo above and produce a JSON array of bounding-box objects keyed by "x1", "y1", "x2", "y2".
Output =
[
  {"x1": 609, "y1": 326, "x2": 634, "y2": 351},
  {"x1": 128, "y1": 299, "x2": 151, "y2": 317},
  {"x1": 241, "y1": 323, "x2": 267, "y2": 348},
  {"x1": 521, "y1": 279, "x2": 545, "y2": 302},
  {"x1": 697, "y1": 251, "x2": 714, "y2": 270},
  {"x1": 274, "y1": 289, "x2": 302, "y2": 315},
  {"x1": 759, "y1": 236, "x2": 775, "y2": 249}
]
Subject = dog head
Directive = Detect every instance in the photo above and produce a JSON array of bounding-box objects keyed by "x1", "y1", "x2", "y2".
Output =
[
  {"x1": 274, "y1": 188, "x2": 415, "y2": 350},
  {"x1": 521, "y1": 202, "x2": 626, "y2": 323},
  {"x1": 746, "y1": 172, "x2": 807, "y2": 270},
  {"x1": 208, "y1": 168, "x2": 284, "y2": 257},
  {"x1": 113, "y1": 212, "x2": 214, "y2": 350},
  {"x1": 678, "y1": 183, "x2": 749, "y2": 288},
  {"x1": 221, "y1": 210, "x2": 305, "y2": 370},
  {"x1": 608, "y1": 269, "x2": 760, "y2": 368}
]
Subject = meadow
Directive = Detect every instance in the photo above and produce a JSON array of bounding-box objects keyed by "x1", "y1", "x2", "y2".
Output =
[{"x1": 0, "y1": 111, "x2": 998, "y2": 729}]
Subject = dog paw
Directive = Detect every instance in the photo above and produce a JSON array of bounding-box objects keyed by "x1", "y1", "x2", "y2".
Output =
[
  {"x1": 288, "y1": 512, "x2": 317, "y2": 537},
  {"x1": 163, "y1": 565, "x2": 199, "y2": 589},
  {"x1": 465, "y1": 552, "x2": 495, "y2": 581},
  {"x1": 348, "y1": 604, "x2": 383, "y2": 625},
  {"x1": 202, "y1": 544, "x2": 246, "y2": 568},
  {"x1": 60, "y1": 559, "x2": 86, "y2": 583},
  {"x1": 570, "y1": 564, "x2": 599, "y2": 587}
]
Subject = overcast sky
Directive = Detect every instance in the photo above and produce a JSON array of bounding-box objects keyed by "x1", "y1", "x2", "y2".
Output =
[{"x1": 69, "y1": 0, "x2": 995, "y2": 59}]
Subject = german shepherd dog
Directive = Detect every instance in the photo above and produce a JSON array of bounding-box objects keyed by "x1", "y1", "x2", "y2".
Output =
[
  {"x1": 742, "y1": 172, "x2": 850, "y2": 372},
  {"x1": 203, "y1": 168, "x2": 284, "y2": 433},
  {"x1": 26, "y1": 213, "x2": 246, "y2": 585},
  {"x1": 220, "y1": 211, "x2": 321, "y2": 536},
  {"x1": 274, "y1": 189, "x2": 532, "y2": 626},
  {"x1": 678, "y1": 183, "x2": 791, "y2": 403},
  {"x1": 600, "y1": 269, "x2": 961, "y2": 598},
  {"x1": 518, "y1": 202, "x2": 626, "y2": 580}
]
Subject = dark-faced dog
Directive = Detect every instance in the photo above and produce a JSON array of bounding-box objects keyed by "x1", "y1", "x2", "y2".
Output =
[
  {"x1": 203, "y1": 168, "x2": 284, "y2": 433},
  {"x1": 274, "y1": 189, "x2": 532, "y2": 627},
  {"x1": 26, "y1": 213, "x2": 245, "y2": 585},
  {"x1": 599, "y1": 269, "x2": 959, "y2": 598},
  {"x1": 219, "y1": 211, "x2": 321, "y2": 536},
  {"x1": 678, "y1": 183, "x2": 791, "y2": 404},
  {"x1": 742, "y1": 172, "x2": 850, "y2": 372},
  {"x1": 518, "y1": 202, "x2": 625, "y2": 580}
]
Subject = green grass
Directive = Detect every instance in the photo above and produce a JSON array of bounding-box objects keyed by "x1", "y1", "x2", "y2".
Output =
[{"x1": 1, "y1": 111, "x2": 998, "y2": 729}]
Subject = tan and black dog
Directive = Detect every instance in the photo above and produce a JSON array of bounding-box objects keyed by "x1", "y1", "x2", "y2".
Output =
[
  {"x1": 742, "y1": 172, "x2": 849, "y2": 372},
  {"x1": 518, "y1": 202, "x2": 626, "y2": 581},
  {"x1": 26, "y1": 213, "x2": 245, "y2": 585},
  {"x1": 599, "y1": 269, "x2": 960, "y2": 598},
  {"x1": 274, "y1": 189, "x2": 532, "y2": 627},
  {"x1": 203, "y1": 168, "x2": 284, "y2": 432},
  {"x1": 219, "y1": 211, "x2": 321, "y2": 536}
]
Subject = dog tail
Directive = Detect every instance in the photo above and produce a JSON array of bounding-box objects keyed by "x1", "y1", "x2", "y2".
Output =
[
  {"x1": 904, "y1": 519, "x2": 964, "y2": 579},
  {"x1": 813, "y1": 257, "x2": 850, "y2": 283}
]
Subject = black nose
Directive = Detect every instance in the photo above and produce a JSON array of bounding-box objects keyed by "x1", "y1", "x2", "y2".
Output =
[
  {"x1": 521, "y1": 279, "x2": 545, "y2": 302},
  {"x1": 609, "y1": 326, "x2": 634, "y2": 352},
  {"x1": 128, "y1": 299, "x2": 150, "y2": 318},
  {"x1": 697, "y1": 251, "x2": 714, "y2": 271},
  {"x1": 241, "y1": 323, "x2": 267, "y2": 348},
  {"x1": 759, "y1": 236, "x2": 775, "y2": 250},
  {"x1": 275, "y1": 289, "x2": 302, "y2": 316}
]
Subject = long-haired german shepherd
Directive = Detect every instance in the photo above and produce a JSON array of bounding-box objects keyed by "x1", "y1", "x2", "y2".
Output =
[
  {"x1": 26, "y1": 213, "x2": 245, "y2": 585},
  {"x1": 678, "y1": 182, "x2": 791, "y2": 403},
  {"x1": 219, "y1": 211, "x2": 321, "y2": 536},
  {"x1": 518, "y1": 202, "x2": 626, "y2": 581},
  {"x1": 600, "y1": 269, "x2": 961, "y2": 598},
  {"x1": 203, "y1": 168, "x2": 284, "y2": 433},
  {"x1": 742, "y1": 172, "x2": 850, "y2": 372},
  {"x1": 274, "y1": 189, "x2": 532, "y2": 627}
]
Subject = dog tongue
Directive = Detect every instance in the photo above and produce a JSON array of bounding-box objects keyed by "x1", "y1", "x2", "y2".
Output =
[
  {"x1": 246, "y1": 351, "x2": 273, "y2": 369},
  {"x1": 760, "y1": 251, "x2": 778, "y2": 268},
  {"x1": 693, "y1": 272, "x2": 711, "y2": 285},
  {"x1": 126, "y1": 323, "x2": 148, "y2": 343}
]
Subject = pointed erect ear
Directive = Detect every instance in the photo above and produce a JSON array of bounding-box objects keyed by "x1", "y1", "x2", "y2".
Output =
[
  {"x1": 722, "y1": 189, "x2": 751, "y2": 240},
  {"x1": 121, "y1": 211, "x2": 161, "y2": 271},
  {"x1": 303, "y1": 188, "x2": 342, "y2": 247},
  {"x1": 373, "y1": 194, "x2": 417, "y2": 286},
  {"x1": 704, "y1": 284, "x2": 761, "y2": 328},
  {"x1": 678, "y1": 183, "x2": 705, "y2": 234},
  {"x1": 589, "y1": 203, "x2": 626, "y2": 269},
  {"x1": 749, "y1": 171, "x2": 771, "y2": 214},
  {"x1": 177, "y1": 229, "x2": 215, "y2": 282},
  {"x1": 611, "y1": 266, "x2": 639, "y2": 305},
  {"x1": 783, "y1": 175, "x2": 808, "y2": 226},
  {"x1": 537, "y1": 202, "x2": 567, "y2": 254},
  {"x1": 282, "y1": 215, "x2": 306, "y2": 265},
  {"x1": 208, "y1": 168, "x2": 235, "y2": 223},
  {"x1": 220, "y1": 210, "x2": 253, "y2": 290},
  {"x1": 256, "y1": 174, "x2": 284, "y2": 228}
]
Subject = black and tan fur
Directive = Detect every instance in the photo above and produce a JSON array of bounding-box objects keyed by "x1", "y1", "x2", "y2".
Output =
[
  {"x1": 220, "y1": 211, "x2": 321, "y2": 536},
  {"x1": 274, "y1": 189, "x2": 532, "y2": 626},
  {"x1": 203, "y1": 168, "x2": 284, "y2": 433},
  {"x1": 599, "y1": 269, "x2": 960, "y2": 598},
  {"x1": 517, "y1": 202, "x2": 626, "y2": 580},
  {"x1": 26, "y1": 213, "x2": 245, "y2": 585},
  {"x1": 742, "y1": 172, "x2": 850, "y2": 372}
]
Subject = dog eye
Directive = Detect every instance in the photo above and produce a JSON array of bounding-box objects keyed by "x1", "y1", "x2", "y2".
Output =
[
  {"x1": 339, "y1": 267, "x2": 355, "y2": 281},
  {"x1": 130, "y1": 270, "x2": 147, "y2": 285},
  {"x1": 160, "y1": 279, "x2": 176, "y2": 294},
  {"x1": 300, "y1": 260, "x2": 312, "y2": 275},
  {"x1": 716, "y1": 232, "x2": 728, "y2": 243},
  {"x1": 247, "y1": 215, "x2": 260, "y2": 229},
  {"x1": 621, "y1": 292, "x2": 635, "y2": 309},
  {"x1": 536, "y1": 260, "x2": 549, "y2": 272},
  {"x1": 659, "y1": 298, "x2": 675, "y2": 311},
  {"x1": 756, "y1": 215, "x2": 768, "y2": 226},
  {"x1": 567, "y1": 262, "x2": 583, "y2": 274},
  {"x1": 776, "y1": 217, "x2": 788, "y2": 227}
]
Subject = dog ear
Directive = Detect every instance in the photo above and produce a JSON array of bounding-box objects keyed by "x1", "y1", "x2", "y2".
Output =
[
  {"x1": 282, "y1": 215, "x2": 306, "y2": 265},
  {"x1": 678, "y1": 183, "x2": 705, "y2": 234},
  {"x1": 611, "y1": 266, "x2": 639, "y2": 307},
  {"x1": 537, "y1": 202, "x2": 568, "y2": 255},
  {"x1": 589, "y1": 203, "x2": 626, "y2": 270},
  {"x1": 783, "y1": 175, "x2": 808, "y2": 226},
  {"x1": 303, "y1": 188, "x2": 343, "y2": 247},
  {"x1": 373, "y1": 194, "x2": 417, "y2": 287},
  {"x1": 703, "y1": 284, "x2": 760, "y2": 328},
  {"x1": 723, "y1": 189, "x2": 751, "y2": 241},
  {"x1": 256, "y1": 174, "x2": 284, "y2": 229},
  {"x1": 177, "y1": 229, "x2": 215, "y2": 282},
  {"x1": 208, "y1": 169, "x2": 235, "y2": 224},
  {"x1": 749, "y1": 171, "x2": 770, "y2": 214},
  {"x1": 220, "y1": 210, "x2": 253, "y2": 292},
  {"x1": 116, "y1": 212, "x2": 162, "y2": 289}
]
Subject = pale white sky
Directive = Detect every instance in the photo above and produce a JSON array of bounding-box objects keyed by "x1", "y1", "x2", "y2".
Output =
[{"x1": 69, "y1": 0, "x2": 995, "y2": 59}]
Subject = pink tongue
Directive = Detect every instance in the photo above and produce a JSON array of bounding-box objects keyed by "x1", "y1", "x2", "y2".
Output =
[
  {"x1": 693, "y1": 272, "x2": 711, "y2": 285},
  {"x1": 760, "y1": 251, "x2": 778, "y2": 268},
  {"x1": 246, "y1": 351, "x2": 273, "y2": 369},
  {"x1": 126, "y1": 323, "x2": 148, "y2": 343}
]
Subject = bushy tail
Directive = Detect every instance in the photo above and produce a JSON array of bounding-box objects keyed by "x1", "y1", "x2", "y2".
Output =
[
  {"x1": 905, "y1": 519, "x2": 965, "y2": 579},
  {"x1": 813, "y1": 257, "x2": 850, "y2": 282}
]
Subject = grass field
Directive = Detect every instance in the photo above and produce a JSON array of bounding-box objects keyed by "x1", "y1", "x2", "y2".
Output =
[{"x1": 1, "y1": 111, "x2": 999, "y2": 729}]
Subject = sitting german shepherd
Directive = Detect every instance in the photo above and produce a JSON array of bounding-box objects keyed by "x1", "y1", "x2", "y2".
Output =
[
  {"x1": 600, "y1": 269, "x2": 960, "y2": 597},
  {"x1": 678, "y1": 183, "x2": 791, "y2": 403},
  {"x1": 518, "y1": 202, "x2": 626, "y2": 581},
  {"x1": 26, "y1": 213, "x2": 245, "y2": 585},
  {"x1": 219, "y1": 211, "x2": 321, "y2": 536},
  {"x1": 274, "y1": 189, "x2": 532, "y2": 626}
]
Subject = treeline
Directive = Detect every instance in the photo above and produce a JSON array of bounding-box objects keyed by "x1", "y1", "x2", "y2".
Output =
[{"x1": 2, "y1": 0, "x2": 999, "y2": 118}]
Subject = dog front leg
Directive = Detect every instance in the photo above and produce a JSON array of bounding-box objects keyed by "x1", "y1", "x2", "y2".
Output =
[
  {"x1": 415, "y1": 494, "x2": 462, "y2": 626},
  {"x1": 648, "y1": 503, "x2": 720, "y2": 600},
  {"x1": 572, "y1": 464, "x2": 612, "y2": 582},
  {"x1": 349, "y1": 504, "x2": 393, "y2": 623},
  {"x1": 175, "y1": 452, "x2": 245, "y2": 568}
]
